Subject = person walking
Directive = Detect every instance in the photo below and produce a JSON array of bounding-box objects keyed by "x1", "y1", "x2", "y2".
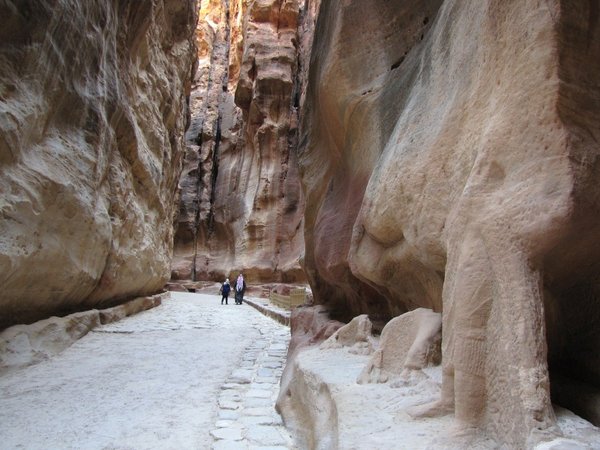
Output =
[
  {"x1": 235, "y1": 273, "x2": 246, "y2": 305},
  {"x1": 220, "y1": 278, "x2": 231, "y2": 305}
]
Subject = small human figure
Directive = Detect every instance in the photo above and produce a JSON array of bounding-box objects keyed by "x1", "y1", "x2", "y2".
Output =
[
  {"x1": 235, "y1": 273, "x2": 246, "y2": 304},
  {"x1": 220, "y1": 278, "x2": 231, "y2": 305}
]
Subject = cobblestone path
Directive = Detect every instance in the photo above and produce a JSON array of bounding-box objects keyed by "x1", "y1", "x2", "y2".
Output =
[
  {"x1": 0, "y1": 292, "x2": 294, "y2": 449},
  {"x1": 211, "y1": 319, "x2": 293, "y2": 450}
]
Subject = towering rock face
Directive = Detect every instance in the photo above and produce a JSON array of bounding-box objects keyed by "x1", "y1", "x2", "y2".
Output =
[
  {"x1": 0, "y1": 0, "x2": 197, "y2": 329},
  {"x1": 172, "y1": 0, "x2": 307, "y2": 283},
  {"x1": 173, "y1": 0, "x2": 234, "y2": 280},
  {"x1": 299, "y1": 0, "x2": 600, "y2": 447}
]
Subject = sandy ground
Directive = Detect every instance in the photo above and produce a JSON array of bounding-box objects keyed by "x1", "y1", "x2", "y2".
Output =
[{"x1": 0, "y1": 292, "x2": 289, "y2": 450}]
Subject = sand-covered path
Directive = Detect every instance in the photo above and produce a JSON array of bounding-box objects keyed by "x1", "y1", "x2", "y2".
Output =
[{"x1": 0, "y1": 292, "x2": 293, "y2": 449}]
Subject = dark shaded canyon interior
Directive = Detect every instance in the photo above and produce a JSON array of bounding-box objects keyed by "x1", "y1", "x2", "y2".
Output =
[{"x1": 1, "y1": 0, "x2": 600, "y2": 448}]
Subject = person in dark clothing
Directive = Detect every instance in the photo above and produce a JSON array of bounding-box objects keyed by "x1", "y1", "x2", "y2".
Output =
[
  {"x1": 234, "y1": 273, "x2": 246, "y2": 304},
  {"x1": 220, "y1": 278, "x2": 231, "y2": 305}
]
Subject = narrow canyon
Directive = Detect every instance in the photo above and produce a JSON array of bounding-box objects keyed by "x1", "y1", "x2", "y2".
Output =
[{"x1": 1, "y1": 1, "x2": 600, "y2": 449}]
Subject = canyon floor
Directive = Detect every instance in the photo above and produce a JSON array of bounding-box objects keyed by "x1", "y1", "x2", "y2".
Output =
[
  {"x1": 2, "y1": 292, "x2": 600, "y2": 450},
  {"x1": 0, "y1": 292, "x2": 294, "y2": 450}
]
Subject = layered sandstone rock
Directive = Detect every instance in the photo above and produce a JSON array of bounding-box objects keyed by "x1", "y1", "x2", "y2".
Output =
[
  {"x1": 0, "y1": 1, "x2": 197, "y2": 328},
  {"x1": 172, "y1": 0, "x2": 307, "y2": 283},
  {"x1": 297, "y1": 0, "x2": 600, "y2": 447},
  {"x1": 173, "y1": 0, "x2": 234, "y2": 280}
]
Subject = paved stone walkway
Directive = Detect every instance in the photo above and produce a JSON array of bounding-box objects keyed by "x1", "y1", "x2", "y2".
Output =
[
  {"x1": 0, "y1": 292, "x2": 295, "y2": 449},
  {"x1": 211, "y1": 322, "x2": 294, "y2": 450}
]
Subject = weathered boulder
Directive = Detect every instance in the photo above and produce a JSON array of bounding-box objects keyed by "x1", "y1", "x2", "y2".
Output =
[
  {"x1": 320, "y1": 314, "x2": 374, "y2": 355},
  {"x1": 0, "y1": 0, "x2": 197, "y2": 328},
  {"x1": 299, "y1": 0, "x2": 600, "y2": 447},
  {"x1": 358, "y1": 308, "x2": 441, "y2": 384}
]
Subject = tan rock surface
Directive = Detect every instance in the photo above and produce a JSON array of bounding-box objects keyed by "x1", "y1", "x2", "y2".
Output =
[
  {"x1": 173, "y1": 0, "x2": 232, "y2": 280},
  {"x1": 282, "y1": 341, "x2": 600, "y2": 450},
  {"x1": 173, "y1": 0, "x2": 308, "y2": 283},
  {"x1": 298, "y1": 0, "x2": 600, "y2": 447},
  {"x1": 320, "y1": 314, "x2": 374, "y2": 355},
  {"x1": 358, "y1": 308, "x2": 441, "y2": 385},
  {"x1": 275, "y1": 305, "x2": 344, "y2": 448},
  {"x1": 0, "y1": 1, "x2": 197, "y2": 329},
  {"x1": 97, "y1": 293, "x2": 164, "y2": 325}
]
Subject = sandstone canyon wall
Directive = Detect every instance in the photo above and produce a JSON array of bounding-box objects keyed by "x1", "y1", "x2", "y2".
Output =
[
  {"x1": 172, "y1": 0, "x2": 310, "y2": 283},
  {"x1": 296, "y1": 0, "x2": 600, "y2": 447},
  {"x1": 0, "y1": 0, "x2": 198, "y2": 329}
]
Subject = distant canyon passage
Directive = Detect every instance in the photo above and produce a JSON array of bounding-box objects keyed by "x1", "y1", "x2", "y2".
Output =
[{"x1": 171, "y1": 0, "x2": 309, "y2": 283}]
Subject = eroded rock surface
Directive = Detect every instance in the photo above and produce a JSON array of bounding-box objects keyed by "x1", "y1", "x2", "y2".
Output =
[
  {"x1": 275, "y1": 305, "x2": 343, "y2": 449},
  {"x1": 281, "y1": 325, "x2": 600, "y2": 450},
  {"x1": 358, "y1": 308, "x2": 441, "y2": 385},
  {"x1": 320, "y1": 314, "x2": 374, "y2": 355},
  {"x1": 297, "y1": 0, "x2": 600, "y2": 447},
  {"x1": 0, "y1": 1, "x2": 197, "y2": 328},
  {"x1": 172, "y1": 0, "x2": 309, "y2": 283}
]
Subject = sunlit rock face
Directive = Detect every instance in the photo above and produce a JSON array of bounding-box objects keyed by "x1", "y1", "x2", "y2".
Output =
[
  {"x1": 0, "y1": 0, "x2": 197, "y2": 328},
  {"x1": 172, "y1": 0, "x2": 308, "y2": 283},
  {"x1": 299, "y1": 0, "x2": 600, "y2": 447}
]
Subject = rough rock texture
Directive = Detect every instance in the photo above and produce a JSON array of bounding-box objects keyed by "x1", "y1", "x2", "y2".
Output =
[
  {"x1": 172, "y1": 0, "x2": 309, "y2": 283},
  {"x1": 358, "y1": 308, "x2": 441, "y2": 385},
  {"x1": 173, "y1": 0, "x2": 235, "y2": 280},
  {"x1": 276, "y1": 306, "x2": 343, "y2": 412},
  {"x1": 97, "y1": 293, "x2": 164, "y2": 325},
  {"x1": 297, "y1": 0, "x2": 600, "y2": 447},
  {"x1": 320, "y1": 314, "x2": 374, "y2": 355},
  {"x1": 0, "y1": 311, "x2": 101, "y2": 375},
  {"x1": 282, "y1": 338, "x2": 600, "y2": 450},
  {"x1": 0, "y1": 1, "x2": 197, "y2": 328}
]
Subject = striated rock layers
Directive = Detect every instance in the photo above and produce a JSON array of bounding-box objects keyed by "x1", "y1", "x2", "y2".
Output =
[
  {"x1": 0, "y1": 1, "x2": 197, "y2": 329},
  {"x1": 172, "y1": 0, "x2": 309, "y2": 283},
  {"x1": 297, "y1": 0, "x2": 600, "y2": 448}
]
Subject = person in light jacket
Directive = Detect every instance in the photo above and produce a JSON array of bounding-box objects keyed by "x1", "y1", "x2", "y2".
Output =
[{"x1": 234, "y1": 273, "x2": 246, "y2": 305}]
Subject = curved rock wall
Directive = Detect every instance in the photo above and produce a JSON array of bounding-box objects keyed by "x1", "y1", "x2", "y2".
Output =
[
  {"x1": 299, "y1": 0, "x2": 445, "y2": 324},
  {"x1": 172, "y1": 0, "x2": 307, "y2": 283},
  {"x1": 299, "y1": 0, "x2": 600, "y2": 447},
  {"x1": 0, "y1": 0, "x2": 197, "y2": 328}
]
